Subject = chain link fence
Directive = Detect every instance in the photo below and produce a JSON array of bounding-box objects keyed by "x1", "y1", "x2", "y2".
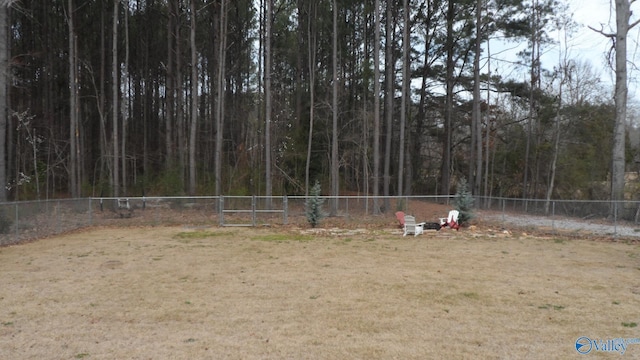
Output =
[{"x1": 1, "y1": 195, "x2": 639, "y2": 246}]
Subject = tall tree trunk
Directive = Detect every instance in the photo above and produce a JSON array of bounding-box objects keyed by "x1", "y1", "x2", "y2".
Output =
[
  {"x1": 483, "y1": 38, "x2": 491, "y2": 201},
  {"x1": 294, "y1": 0, "x2": 303, "y2": 131},
  {"x1": 330, "y1": 0, "x2": 339, "y2": 215},
  {"x1": 362, "y1": 10, "x2": 369, "y2": 203},
  {"x1": 255, "y1": 0, "x2": 263, "y2": 196},
  {"x1": 545, "y1": 78, "x2": 561, "y2": 215},
  {"x1": 416, "y1": 1, "x2": 435, "y2": 195},
  {"x1": 440, "y1": 0, "x2": 454, "y2": 195},
  {"x1": 545, "y1": 18, "x2": 569, "y2": 214},
  {"x1": 472, "y1": 0, "x2": 482, "y2": 195},
  {"x1": 112, "y1": 0, "x2": 119, "y2": 197},
  {"x1": 383, "y1": 0, "x2": 394, "y2": 210},
  {"x1": 305, "y1": 1, "x2": 317, "y2": 197},
  {"x1": 188, "y1": 0, "x2": 198, "y2": 195},
  {"x1": 215, "y1": 0, "x2": 228, "y2": 196},
  {"x1": 166, "y1": 0, "x2": 175, "y2": 170},
  {"x1": 524, "y1": 0, "x2": 539, "y2": 200},
  {"x1": 175, "y1": 5, "x2": 185, "y2": 191},
  {"x1": 0, "y1": 1, "x2": 8, "y2": 201},
  {"x1": 611, "y1": 0, "x2": 635, "y2": 208},
  {"x1": 121, "y1": 0, "x2": 129, "y2": 195},
  {"x1": 68, "y1": 0, "x2": 79, "y2": 197},
  {"x1": 372, "y1": 0, "x2": 381, "y2": 214},
  {"x1": 74, "y1": 28, "x2": 81, "y2": 196},
  {"x1": 264, "y1": 0, "x2": 272, "y2": 205},
  {"x1": 100, "y1": 2, "x2": 108, "y2": 193},
  {"x1": 398, "y1": 0, "x2": 409, "y2": 197}
]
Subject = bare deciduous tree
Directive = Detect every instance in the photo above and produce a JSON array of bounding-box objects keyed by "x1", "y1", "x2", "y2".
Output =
[
  {"x1": 611, "y1": 0, "x2": 640, "y2": 206},
  {"x1": 0, "y1": 1, "x2": 8, "y2": 201},
  {"x1": 188, "y1": 0, "x2": 197, "y2": 195},
  {"x1": 590, "y1": 0, "x2": 640, "y2": 209},
  {"x1": 383, "y1": 0, "x2": 394, "y2": 210},
  {"x1": 264, "y1": 0, "x2": 272, "y2": 205},
  {"x1": 373, "y1": 0, "x2": 381, "y2": 213},
  {"x1": 112, "y1": 0, "x2": 119, "y2": 197},
  {"x1": 398, "y1": 0, "x2": 409, "y2": 196},
  {"x1": 305, "y1": 1, "x2": 317, "y2": 197},
  {"x1": 330, "y1": 0, "x2": 339, "y2": 215},
  {"x1": 471, "y1": 0, "x2": 482, "y2": 195},
  {"x1": 68, "y1": 0, "x2": 80, "y2": 197}
]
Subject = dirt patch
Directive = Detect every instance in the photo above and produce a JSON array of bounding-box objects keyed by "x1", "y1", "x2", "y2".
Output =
[{"x1": 1, "y1": 225, "x2": 639, "y2": 359}]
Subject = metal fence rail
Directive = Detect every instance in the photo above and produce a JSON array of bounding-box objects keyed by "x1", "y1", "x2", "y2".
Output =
[
  {"x1": 0, "y1": 195, "x2": 639, "y2": 246},
  {"x1": 219, "y1": 195, "x2": 288, "y2": 226}
]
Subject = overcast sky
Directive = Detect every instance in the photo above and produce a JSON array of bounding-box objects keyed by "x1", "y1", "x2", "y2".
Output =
[
  {"x1": 567, "y1": 0, "x2": 640, "y2": 101},
  {"x1": 564, "y1": 0, "x2": 613, "y2": 65},
  {"x1": 488, "y1": 0, "x2": 640, "y2": 101}
]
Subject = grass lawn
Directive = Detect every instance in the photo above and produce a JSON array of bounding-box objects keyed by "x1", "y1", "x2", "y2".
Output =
[{"x1": 0, "y1": 225, "x2": 639, "y2": 359}]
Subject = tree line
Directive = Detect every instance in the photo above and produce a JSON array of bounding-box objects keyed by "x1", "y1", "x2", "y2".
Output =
[{"x1": 0, "y1": 0, "x2": 637, "y2": 213}]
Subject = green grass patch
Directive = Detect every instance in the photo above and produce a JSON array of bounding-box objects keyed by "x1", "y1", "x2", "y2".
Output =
[
  {"x1": 622, "y1": 322, "x2": 638, "y2": 328},
  {"x1": 538, "y1": 303, "x2": 565, "y2": 310},
  {"x1": 461, "y1": 292, "x2": 480, "y2": 300},
  {"x1": 251, "y1": 234, "x2": 314, "y2": 242},
  {"x1": 175, "y1": 230, "x2": 235, "y2": 240}
]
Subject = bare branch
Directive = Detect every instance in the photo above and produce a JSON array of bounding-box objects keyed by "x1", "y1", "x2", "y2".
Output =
[
  {"x1": 588, "y1": 25, "x2": 615, "y2": 38},
  {"x1": 629, "y1": 18, "x2": 640, "y2": 30}
]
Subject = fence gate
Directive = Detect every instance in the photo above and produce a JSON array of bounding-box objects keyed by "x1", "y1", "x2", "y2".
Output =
[{"x1": 218, "y1": 195, "x2": 288, "y2": 227}]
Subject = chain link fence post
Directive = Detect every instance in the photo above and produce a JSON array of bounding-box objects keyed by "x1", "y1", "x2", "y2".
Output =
[
  {"x1": 551, "y1": 201, "x2": 556, "y2": 234},
  {"x1": 252, "y1": 195, "x2": 257, "y2": 227},
  {"x1": 283, "y1": 195, "x2": 288, "y2": 225},
  {"x1": 614, "y1": 200, "x2": 618, "y2": 238},
  {"x1": 219, "y1": 196, "x2": 225, "y2": 226},
  {"x1": 14, "y1": 202, "x2": 18, "y2": 244}
]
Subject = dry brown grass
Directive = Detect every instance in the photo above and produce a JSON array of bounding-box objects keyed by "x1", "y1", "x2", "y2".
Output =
[{"x1": 1, "y1": 224, "x2": 639, "y2": 359}]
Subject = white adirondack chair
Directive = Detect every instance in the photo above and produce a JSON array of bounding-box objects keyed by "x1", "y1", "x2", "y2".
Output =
[
  {"x1": 403, "y1": 215, "x2": 426, "y2": 236},
  {"x1": 439, "y1": 210, "x2": 460, "y2": 230}
]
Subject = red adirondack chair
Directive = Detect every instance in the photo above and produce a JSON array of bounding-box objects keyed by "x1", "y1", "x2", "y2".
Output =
[{"x1": 396, "y1": 211, "x2": 405, "y2": 228}]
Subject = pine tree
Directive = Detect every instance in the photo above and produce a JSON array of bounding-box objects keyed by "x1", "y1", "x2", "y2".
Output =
[
  {"x1": 454, "y1": 177, "x2": 475, "y2": 226},
  {"x1": 305, "y1": 180, "x2": 326, "y2": 228}
]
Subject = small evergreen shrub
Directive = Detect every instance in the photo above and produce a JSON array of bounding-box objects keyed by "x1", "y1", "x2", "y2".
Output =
[
  {"x1": 305, "y1": 181, "x2": 327, "y2": 228},
  {"x1": 454, "y1": 177, "x2": 475, "y2": 226}
]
